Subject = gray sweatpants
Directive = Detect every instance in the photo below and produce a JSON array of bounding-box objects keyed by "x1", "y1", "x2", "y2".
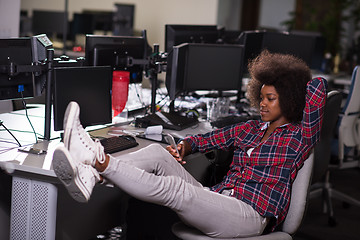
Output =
[{"x1": 101, "y1": 143, "x2": 268, "y2": 238}]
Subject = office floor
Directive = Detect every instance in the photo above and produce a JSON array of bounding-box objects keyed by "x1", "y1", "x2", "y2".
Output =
[{"x1": 294, "y1": 167, "x2": 360, "y2": 240}]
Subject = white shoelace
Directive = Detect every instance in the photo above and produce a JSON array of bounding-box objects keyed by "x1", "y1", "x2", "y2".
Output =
[
  {"x1": 94, "y1": 139, "x2": 106, "y2": 165},
  {"x1": 88, "y1": 164, "x2": 101, "y2": 182}
]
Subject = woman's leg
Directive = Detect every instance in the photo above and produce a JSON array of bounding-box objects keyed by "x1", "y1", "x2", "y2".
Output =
[
  {"x1": 100, "y1": 144, "x2": 268, "y2": 238},
  {"x1": 105, "y1": 143, "x2": 201, "y2": 185},
  {"x1": 53, "y1": 102, "x2": 267, "y2": 237}
]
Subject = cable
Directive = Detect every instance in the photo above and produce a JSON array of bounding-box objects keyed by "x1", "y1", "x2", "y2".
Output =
[
  {"x1": 20, "y1": 89, "x2": 38, "y2": 143},
  {"x1": 133, "y1": 83, "x2": 146, "y2": 107},
  {"x1": 154, "y1": 90, "x2": 170, "y2": 111},
  {"x1": 157, "y1": 96, "x2": 170, "y2": 111},
  {"x1": 0, "y1": 128, "x2": 44, "y2": 139},
  {"x1": 0, "y1": 121, "x2": 21, "y2": 147}
]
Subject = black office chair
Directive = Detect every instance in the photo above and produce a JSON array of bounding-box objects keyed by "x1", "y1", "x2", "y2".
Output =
[
  {"x1": 309, "y1": 90, "x2": 343, "y2": 226},
  {"x1": 323, "y1": 66, "x2": 360, "y2": 225}
]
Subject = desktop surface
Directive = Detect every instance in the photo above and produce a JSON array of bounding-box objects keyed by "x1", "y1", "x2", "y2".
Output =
[{"x1": 0, "y1": 103, "x2": 213, "y2": 174}]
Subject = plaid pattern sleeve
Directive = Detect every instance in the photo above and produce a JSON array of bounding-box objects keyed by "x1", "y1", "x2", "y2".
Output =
[
  {"x1": 184, "y1": 77, "x2": 327, "y2": 231},
  {"x1": 302, "y1": 77, "x2": 327, "y2": 147}
]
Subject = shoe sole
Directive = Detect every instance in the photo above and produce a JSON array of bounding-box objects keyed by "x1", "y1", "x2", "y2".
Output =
[
  {"x1": 53, "y1": 145, "x2": 89, "y2": 203},
  {"x1": 63, "y1": 101, "x2": 79, "y2": 149}
]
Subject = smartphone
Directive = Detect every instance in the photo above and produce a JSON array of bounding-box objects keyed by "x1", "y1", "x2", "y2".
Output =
[
  {"x1": 164, "y1": 134, "x2": 180, "y2": 156},
  {"x1": 18, "y1": 146, "x2": 47, "y2": 155}
]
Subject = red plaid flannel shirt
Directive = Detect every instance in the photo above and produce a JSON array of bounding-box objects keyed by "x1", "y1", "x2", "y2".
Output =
[{"x1": 184, "y1": 77, "x2": 327, "y2": 230}]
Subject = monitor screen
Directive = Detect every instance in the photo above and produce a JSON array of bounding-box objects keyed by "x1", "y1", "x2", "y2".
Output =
[
  {"x1": 263, "y1": 32, "x2": 315, "y2": 67},
  {"x1": 70, "y1": 13, "x2": 95, "y2": 39},
  {"x1": 164, "y1": 24, "x2": 220, "y2": 53},
  {"x1": 32, "y1": 10, "x2": 66, "y2": 35},
  {"x1": 0, "y1": 35, "x2": 52, "y2": 101},
  {"x1": 53, "y1": 66, "x2": 112, "y2": 131},
  {"x1": 290, "y1": 30, "x2": 326, "y2": 70},
  {"x1": 240, "y1": 31, "x2": 322, "y2": 72},
  {"x1": 113, "y1": 3, "x2": 135, "y2": 36},
  {"x1": 166, "y1": 43, "x2": 244, "y2": 100},
  {"x1": 82, "y1": 10, "x2": 114, "y2": 33},
  {"x1": 238, "y1": 30, "x2": 265, "y2": 73},
  {"x1": 85, "y1": 34, "x2": 150, "y2": 83}
]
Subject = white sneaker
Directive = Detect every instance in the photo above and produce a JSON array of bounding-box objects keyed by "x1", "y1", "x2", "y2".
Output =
[
  {"x1": 53, "y1": 144, "x2": 101, "y2": 202},
  {"x1": 63, "y1": 101, "x2": 105, "y2": 166}
]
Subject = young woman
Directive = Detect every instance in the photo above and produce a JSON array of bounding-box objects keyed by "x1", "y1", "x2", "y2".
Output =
[{"x1": 52, "y1": 50, "x2": 327, "y2": 238}]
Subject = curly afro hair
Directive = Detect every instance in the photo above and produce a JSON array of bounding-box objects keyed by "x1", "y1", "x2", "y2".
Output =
[{"x1": 247, "y1": 50, "x2": 311, "y2": 123}]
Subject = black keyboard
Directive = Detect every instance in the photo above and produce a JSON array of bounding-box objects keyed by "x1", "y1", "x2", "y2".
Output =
[
  {"x1": 99, "y1": 135, "x2": 139, "y2": 154},
  {"x1": 135, "y1": 111, "x2": 199, "y2": 131}
]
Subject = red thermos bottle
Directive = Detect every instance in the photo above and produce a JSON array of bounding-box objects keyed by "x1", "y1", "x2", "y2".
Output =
[{"x1": 112, "y1": 70, "x2": 130, "y2": 118}]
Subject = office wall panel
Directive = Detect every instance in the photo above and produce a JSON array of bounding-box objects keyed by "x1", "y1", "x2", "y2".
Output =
[{"x1": 21, "y1": 0, "x2": 218, "y2": 52}]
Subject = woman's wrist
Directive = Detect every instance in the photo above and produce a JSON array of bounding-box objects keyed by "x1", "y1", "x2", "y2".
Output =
[{"x1": 180, "y1": 140, "x2": 192, "y2": 157}]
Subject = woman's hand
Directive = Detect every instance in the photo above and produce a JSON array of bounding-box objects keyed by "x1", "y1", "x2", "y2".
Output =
[{"x1": 166, "y1": 140, "x2": 191, "y2": 165}]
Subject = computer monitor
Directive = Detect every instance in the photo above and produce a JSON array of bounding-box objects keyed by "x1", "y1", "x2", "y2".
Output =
[
  {"x1": 70, "y1": 13, "x2": 95, "y2": 40},
  {"x1": 237, "y1": 30, "x2": 265, "y2": 73},
  {"x1": 82, "y1": 10, "x2": 114, "y2": 33},
  {"x1": 263, "y1": 32, "x2": 316, "y2": 67},
  {"x1": 85, "y1": 34, "x2": 150, "y2": 83},
  {"x1": 53, "y1": 66, "x2": 112, "y2": 131},
  {"x1": 239, "y1": 30, "x2": 323, "y2": 72},
  {"x1": 113, "y1": 3, "x2": 135, "y2": 36},
  {"x1": 0, "y1": 34, "x2": 52, "y2": 100},
  {"x1": 164, "y1": 24, "x2": 220, "y2": 53},
  {"x1": 290, "y1": 30, "x2": 326, "y2": 70},
  {"x1": 220, "y1": 30, "x2": 243, "y2": 44},
  {"x1": 166, "y1": 43, "x2": 244, "y2": 100},
  {"x1": 32, "y1": 10, "x2": 67, "y2": 36}
]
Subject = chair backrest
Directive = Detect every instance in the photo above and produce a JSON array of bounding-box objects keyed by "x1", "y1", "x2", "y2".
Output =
[
  {"x1": 312, "y1": 91, "x2": 343, "y2": 183},
  {"x1": 342, "y1": 66, "x2": 360, "y2": 116},
  {"x1": 282, "y1": 152, "x2": 314, "y2": 234},
  {"x1": 338, "y1": 66, "x2": 360, "y2": 154},
  {"x1": 338, "y1": 65, "x2": 360, "y2": 148}
]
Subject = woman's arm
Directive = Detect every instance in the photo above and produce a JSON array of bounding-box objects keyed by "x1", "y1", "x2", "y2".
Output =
[
  {"x1": 302, "y1": 77, "x2": 328, "y2": 148},
  {"x1": 182, "y1": 120, "x2": 259, "y2": 154},
  {"x1": 183, "y1": 127, "x2": 234, "y2": 154}
]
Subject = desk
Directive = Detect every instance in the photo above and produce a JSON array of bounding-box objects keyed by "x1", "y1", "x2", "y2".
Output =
[
  {"x1": 0, "y1": 105, "x2": 58, "y2": 239},
  {"x1": 0, "y1": 105, "x2": 213, "y2": 239}
]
